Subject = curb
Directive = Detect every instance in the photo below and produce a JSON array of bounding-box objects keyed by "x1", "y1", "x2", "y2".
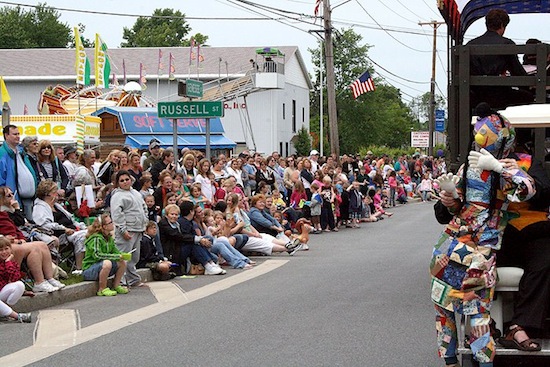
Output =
[{"x1": 15, "y1": 268, "x2": 153, "y2": 313}]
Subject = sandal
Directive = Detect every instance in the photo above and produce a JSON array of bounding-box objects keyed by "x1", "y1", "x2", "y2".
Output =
[{"x1": 498, "y1": 325, "x2": 541, "y2": 351}]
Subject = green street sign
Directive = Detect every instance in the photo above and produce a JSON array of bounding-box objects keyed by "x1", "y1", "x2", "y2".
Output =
[
  {"x1": 158, "y1": 101, "x2": 224, "y2": 118},
  {"x1": 185, "y1": 79, "x2": 203, "y2": 98}
]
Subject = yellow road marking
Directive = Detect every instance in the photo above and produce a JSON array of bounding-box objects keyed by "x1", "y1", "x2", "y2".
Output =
[{"x1": 0, "y1": 259, "x2": 288, "y2": 367}]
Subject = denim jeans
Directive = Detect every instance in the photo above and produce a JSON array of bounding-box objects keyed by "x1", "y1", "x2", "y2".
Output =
[{"x1": 207, "y1": 236, "x2": 249, "y2": 268}]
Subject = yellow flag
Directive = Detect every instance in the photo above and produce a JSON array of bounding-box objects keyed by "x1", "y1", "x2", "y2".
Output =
[{"x1": 0, "y1": 76, "x2": 11, "y2": 103}]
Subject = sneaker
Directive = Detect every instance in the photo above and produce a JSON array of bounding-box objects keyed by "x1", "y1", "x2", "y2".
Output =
[
  {"x1": 113, "y1": 285, "x2": 129, "y2": 294},
  {"x1": 32, "y1": 281, "x2": 58, "y2": 293},
  {"x1": 17, "y1": 313, "x2": 32, "y2": 323},
  {"x1": 48, "y1": 278, "x2": 66, "y2": 289},
  {"x1": 285, "y1": 238, "x2": 301, "y2": 251},
  {"x1": 287, "y1": 243, "x2": 303, "y2": 256},
  {"x1": 204, "y1": 263, "x2": 224, "y2": 275},
  {"x1": 71, "y1": 270, "x2": 83, "y2": 276},
  {"x1": 97, "y1": 288, "x2": 117, "y2": 296},
  {"x1": 301, "y1": 244, "x2": 309, "y2": 251},
  {"x1": 214, "y1": 265, "x2": 227, "y2": 274}
]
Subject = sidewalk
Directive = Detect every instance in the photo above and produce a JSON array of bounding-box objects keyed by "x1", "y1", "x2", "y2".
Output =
[{"x1": 15, "y1": 268, "x2": 153, "y2": 313}]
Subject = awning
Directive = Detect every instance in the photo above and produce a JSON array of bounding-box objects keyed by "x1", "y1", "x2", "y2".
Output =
[
  {"x1": 440, "y1": 1, "x2": 550, "y2": 43},
  {"x1": 125, "y1": 134, "x2": 236, "y2": 150}
]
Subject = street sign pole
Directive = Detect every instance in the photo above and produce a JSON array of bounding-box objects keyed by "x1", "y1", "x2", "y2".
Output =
[
  {"x1": 173, "y1": 118, "x2": 178, "y2": 169},
  {"x1": 206, "y1": 118, "x2": 211, "y2": 161}
]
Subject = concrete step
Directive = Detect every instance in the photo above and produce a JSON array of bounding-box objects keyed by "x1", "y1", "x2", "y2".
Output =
[{"x1": 15, "y1": 268, "x2": 153, "y2": 312}]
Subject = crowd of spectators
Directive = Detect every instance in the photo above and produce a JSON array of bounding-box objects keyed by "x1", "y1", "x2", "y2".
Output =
[{"x1": 1, "y1": 123, "x2": 447, "y2": 321}]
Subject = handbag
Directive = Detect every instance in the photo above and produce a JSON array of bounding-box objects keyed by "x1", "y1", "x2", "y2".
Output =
[{"x1": 188, "y1": 263, "x2": 205, "y2": 275}]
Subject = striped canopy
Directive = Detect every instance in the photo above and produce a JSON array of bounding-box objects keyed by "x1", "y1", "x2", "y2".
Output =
[{"x1": 439, "y1": 0, "x2": 550, "y2": 43}]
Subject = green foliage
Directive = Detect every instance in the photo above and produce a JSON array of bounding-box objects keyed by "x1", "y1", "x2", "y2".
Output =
[
  {"x1": 68, "y1": 23, "x2": 93, "y2": 48},
  {"x1": 293, "y1": 126, "x2": 312, "y2": 157},
  {"x1": 0, "y1": 3, "x2": 71, "y2": 48},
  {"x1": 409, "y1": 91, "x2": 446, "y2": 129},
  {"x1": 309, "y1": 28, "x2": 417, "y2": 154},
  {"x1": 121, "y1": 8, "x2": 194, "y2": 47}
]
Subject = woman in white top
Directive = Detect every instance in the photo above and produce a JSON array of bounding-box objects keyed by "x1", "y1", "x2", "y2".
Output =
[
  {"x1": 226, "y1": 158, "x2": 244, "y2": 188},
  {"x1": 194, "y1": 158, "x2": 215, "y2": 203}
]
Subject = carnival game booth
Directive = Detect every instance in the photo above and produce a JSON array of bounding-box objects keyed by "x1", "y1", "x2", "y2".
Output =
[
  {"x1": 0, "y1": 115, "x2": 100, "y2": 146},
  {"x1": 93, "y1": 107, "x2": 236, "y2": 156}
]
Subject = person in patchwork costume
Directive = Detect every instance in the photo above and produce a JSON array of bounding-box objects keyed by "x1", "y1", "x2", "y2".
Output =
[{"x1": 429, "y1": 104, "x2": 536, "y2": 367}]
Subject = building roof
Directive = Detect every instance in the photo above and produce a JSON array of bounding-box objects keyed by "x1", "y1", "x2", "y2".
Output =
[{"x1": 0, "y1": 45, "x2": 310, "y2": 83}]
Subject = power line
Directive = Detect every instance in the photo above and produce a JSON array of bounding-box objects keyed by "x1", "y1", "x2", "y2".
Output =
[
  {"x1": 353, "y1": 0, "x2": 431, "y2": 53},
  {"x1": 374, "y1": 0, "x2": 418, "y2": 25},
  {"x1": 367, "y1": 56, "x2": 429, "y2": 84},
  {"x1": 0, "y1": 0, "x2": 280, "y2": 21}
]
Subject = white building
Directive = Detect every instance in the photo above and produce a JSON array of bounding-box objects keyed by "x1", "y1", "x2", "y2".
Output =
[{"x1": 0, "y1": 46, "x2": 312, "y2": 155}]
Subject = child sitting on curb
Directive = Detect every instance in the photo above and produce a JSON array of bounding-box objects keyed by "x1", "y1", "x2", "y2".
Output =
[
  {"x1": 137, "y1": 221, "x2": 174, "y2": 281},
  {"x1": 0, "y1": 235, "x2": 31, "y2": 323},
  {"x1": 82, "y1": 213, "x2": 130, "y2": 297}
]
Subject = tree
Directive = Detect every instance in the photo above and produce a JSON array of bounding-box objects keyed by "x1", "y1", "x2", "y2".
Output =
[
  {"x1": 309, "y1": 28, "x2": 416, "y2": 153},
  {"x1": 68, "y1": 23, "x2": 93, "y2": 49},
  {"x1": 121, "y1": 8, "x2": 207, "y2": 47},
  {"x1": 0, "y1": 3, "x2": 71, "y2": 48},
  {"x1": 293, "y1": 126, "x2": 312, "y2": 157},
  {"x1": 409, "y1": 92, "x2": 446, "y2": 129}
]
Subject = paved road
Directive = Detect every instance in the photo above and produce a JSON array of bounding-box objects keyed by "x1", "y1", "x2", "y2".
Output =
[{"x1": 1, "y1": 201, "x2": 445, "y2": 367}]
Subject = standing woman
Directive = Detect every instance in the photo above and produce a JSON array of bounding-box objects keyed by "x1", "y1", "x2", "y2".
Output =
[
  {"x1": 300, "y1": 158, "x2": 314, "y2": 199},
  {"x1": 118, "y1": 150, "x2": 130, "y2": 172},
  {"x1": 110, "y1": 170, "x2": 148, "y2": 287},
  {"x1": 255, "y1": 158, "x2": 275, "y2": 192},
  {"x1": 283, "y1": 156, "x2": 297, "y2": 200},
  {"x1": 73, "y1": 149, "x2": 101, "y2": 190},
  {"x1": 194, "y1": 158, "x2": 215, "y2": 204},
  {"x1": 37, "y1": 140, "x2": 69, "y2": 195},
  {"x1": 97, "y1": 149, "x2": 121, "y2": 185},
  {"x1": 226, "y1": 158, "x2": 244, "y2": 188},
  {"x1": 127, "y1": 151, "x2": 143, "y2": 190},
  {"x1": 181, "y1": 153, "x2": 198, "y2": 190},
  {"x1": 153, "y1": 171, "x2": 173, "y2": 210}
]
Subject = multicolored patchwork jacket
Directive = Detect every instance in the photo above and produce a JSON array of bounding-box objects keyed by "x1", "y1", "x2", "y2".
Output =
[{"x1": 430, "y1": 163, "x2": 535, "y2": 312}]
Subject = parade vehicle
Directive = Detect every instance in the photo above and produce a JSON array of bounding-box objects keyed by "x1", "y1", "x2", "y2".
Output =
[{"x1": 438, "y1": 1, "x2": 550, "y2": 365}]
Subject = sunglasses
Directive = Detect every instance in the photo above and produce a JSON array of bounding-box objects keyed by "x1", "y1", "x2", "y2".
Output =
[{"x1": 119, "y1": 178, "x2": 131, "y2": 183}]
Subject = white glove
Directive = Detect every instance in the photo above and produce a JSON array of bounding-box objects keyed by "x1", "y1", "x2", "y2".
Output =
[
  {"x1": 434, "y1": 173, "x2": 460, "y2": 198},
  {"x1": 468, "y1": 148, "x2": 504, "y2": 173}
]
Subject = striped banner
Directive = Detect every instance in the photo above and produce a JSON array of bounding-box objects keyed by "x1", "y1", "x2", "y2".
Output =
[{"x1": 75, "y1": 115, "x2": 85, "y2": 155}]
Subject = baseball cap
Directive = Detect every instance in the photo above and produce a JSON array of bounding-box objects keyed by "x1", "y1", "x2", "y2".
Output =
[
  {"x1": 366, "y1": 150, "x2": 373, "y2": 155},
  {"x1": 63, "y1": 145, "x2": 77, "y2": 155},
  {"x1": 149, "y1": 139, "x2": 161, "y2": 149},
  {"x1": 310, "y1": 149, "x2": 319, "y2": 156}
]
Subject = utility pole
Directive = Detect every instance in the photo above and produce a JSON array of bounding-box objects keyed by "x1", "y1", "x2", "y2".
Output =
[
  {"x1": 324, "y1": 0, "x2": 339, "y2": 157},
  {"x1": 419, "y1": 21, "x2": 444, "y2": 156}
]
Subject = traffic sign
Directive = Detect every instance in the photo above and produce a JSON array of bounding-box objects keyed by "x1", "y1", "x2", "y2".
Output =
[
  {"x1": 435, "y1": 109, "x2": 445, "y2": 132},
  {"x1": 185, "y1": 79, "x2": 203, "y2": 98},
  {"x1": 158, "y1": 101, "x2": 224, "y2": 118}
]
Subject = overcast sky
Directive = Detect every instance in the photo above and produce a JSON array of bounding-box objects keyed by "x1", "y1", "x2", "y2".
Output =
[{"x1": 7, "y1": 0, "x2": 550, "y2": 105}]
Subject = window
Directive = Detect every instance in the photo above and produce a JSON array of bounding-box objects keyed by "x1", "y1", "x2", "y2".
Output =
[
  {"x1": 282, "y1": 103, "x2": 286, "y2": 120},
  {"x1": 292, "y1": 100, "x2": 296, "y2": 133},
  {"x1": 302, "y1": 107, "x2": 305, "y2": 122}
]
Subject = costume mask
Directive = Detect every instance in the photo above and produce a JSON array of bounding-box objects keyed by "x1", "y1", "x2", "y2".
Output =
[{"x1": 472, "y1": 113, "x2": 515, "y2": 156}]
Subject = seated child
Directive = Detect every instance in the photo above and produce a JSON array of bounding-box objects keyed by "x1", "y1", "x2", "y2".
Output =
[
  {"x1": 137, "y1": 221, "x2": 174, "y2": 281},
  {"x1": 82, "y1": 213, "x2": 130, "y2": 297},
  {"x1": 0, "y1": 235, "x2": 31, "y2": 322}
]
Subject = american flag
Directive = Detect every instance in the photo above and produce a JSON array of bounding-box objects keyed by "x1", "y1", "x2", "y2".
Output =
[
  {"x1": 350, "y1": 70, "x2": 375, "y2": 99},
  {"x1": 314, "y1": 0, "x2": 321, "y2": 15}
]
